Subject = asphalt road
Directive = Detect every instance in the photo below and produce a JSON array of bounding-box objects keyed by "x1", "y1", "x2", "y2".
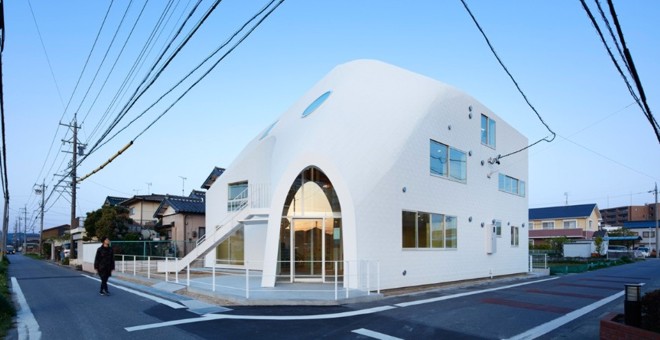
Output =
[{"x1": 7, "y1": 254, "x2": 660, "y2": 339}]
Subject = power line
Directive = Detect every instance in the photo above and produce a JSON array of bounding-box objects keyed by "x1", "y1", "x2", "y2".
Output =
[
  {"x1": 79, "y1": 0, "x2": 285, "y2": 181},
  {"x1": 26, "y1": 0, "x2": 65, "y2": 108},
  {"x1": 605, "y1": 0, "x2": 659, "y2": 143},
  {"x1": 459, "y1": 0, "x2": 556, "y2": 161}
]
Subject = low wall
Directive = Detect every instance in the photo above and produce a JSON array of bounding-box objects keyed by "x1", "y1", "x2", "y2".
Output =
[{"x1": 600, "y1": 312, "x2": 660, "y2": 340}]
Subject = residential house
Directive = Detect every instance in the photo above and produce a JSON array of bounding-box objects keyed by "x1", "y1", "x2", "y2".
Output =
[
  {"x1": 529, "y1": 204, "x2": 601, "y2": 246},
  {"x1": 154, "y1": 195, "x2": 205, "y2": 256},
  {"x1": 103, "y1": 196, "x2": 129, "y2": 207},
  {"x1": 190, "y1": 60, "x2": 529, "y2": 290},
  {"x1": 120, "y1": 194, "x2": 166, "y2": 227}
]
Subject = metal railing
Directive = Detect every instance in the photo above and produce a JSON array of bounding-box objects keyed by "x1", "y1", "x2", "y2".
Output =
[
  {"x1": 113, "y1": 256, "x2": 380, "y2": 300},
  {"x1": 529, "y1": 253, "x2": 548, "y2": 271}
]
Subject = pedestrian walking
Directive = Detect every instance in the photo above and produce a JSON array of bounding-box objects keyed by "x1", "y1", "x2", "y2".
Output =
[{"x1": 94, "y1": 236, "x2": 115, "y2": 296}]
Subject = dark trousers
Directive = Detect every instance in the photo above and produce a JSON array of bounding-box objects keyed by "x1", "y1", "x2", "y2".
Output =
[{"x1": 99, "y1": 273, "x2": 110, "y2": 292}]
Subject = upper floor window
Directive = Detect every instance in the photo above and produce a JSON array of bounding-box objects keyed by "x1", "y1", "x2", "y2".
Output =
[
  {"x1": 228, "y1": 181, "x2": 248, "y2": 211},
  {"x1": 542, "y1": 221, "x2": 554, "y2": 230},
  {"x1": 481, "y1": 114, "x2": 496, "y2": 148},
  {"x1": 494, "y1": 220, "x2": 502, "y2": 237},
  {"x1": 498, "y1": 173, "x2": 525, "y2": 197},
  {"x1": 563, "y1": 220, "x2": 577, "y2": 229},
  {"x1": 430, "y1": 140, "x2": 467, "y2": 182}
]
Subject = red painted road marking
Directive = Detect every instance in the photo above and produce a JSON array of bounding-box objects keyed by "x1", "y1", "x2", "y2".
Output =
[
  {"x1": 481, "y1": 298, "x2": 573, "y2": 314},
  {"x1": 557, "y1": 283, "x2": 621, "y2": 290},
  {"x1": 525, "y1": 289, "x2": 602, "y2": 300}
]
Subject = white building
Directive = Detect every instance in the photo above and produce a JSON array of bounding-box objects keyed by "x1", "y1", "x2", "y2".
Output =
[{"x1": 201, "y1": 59, "x2": 529, "y2": 290}]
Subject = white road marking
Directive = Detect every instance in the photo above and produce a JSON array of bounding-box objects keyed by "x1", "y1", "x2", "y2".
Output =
[
  {"x1": 505, "y1": 290, "x2": 625, "y2": 340},
  {"x1": 11, "y1": 277, "x2": 42, "y2": 340},
  {"x1": 394, "y1": 277, "x2": 559, "y2": 307},
  {"x1": 352, "y1": 328, "x2": 402, "y2": 340},
  {"x1": 82, "y1": 274, "x2": 185, "y2": 309},
  {"x1": 125, "y1": 306, "x2": 397, "y2": 332},
  {"x1": 126, "y1": 276, "x2": 565, "y2": 333}
]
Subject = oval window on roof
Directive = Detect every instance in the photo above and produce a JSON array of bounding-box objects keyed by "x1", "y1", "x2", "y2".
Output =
[
  {"x1": 302, "y1": 91, "x2": 332, "y2": 118},
  {"x1": 259, "y1": 120, "x2": 278, "y2": 141}
]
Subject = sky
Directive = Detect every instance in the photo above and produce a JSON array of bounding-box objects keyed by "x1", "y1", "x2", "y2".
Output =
[{"x1": 2, "y1": 0, "x2": 659, "y2": 231}]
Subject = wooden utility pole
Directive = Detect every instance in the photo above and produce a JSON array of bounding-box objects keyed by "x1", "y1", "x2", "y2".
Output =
[
  {"x1": 654, "y1": 183, "x2": 659, "y2": 258},
  {"x1": 35, "y1": 181, "x2": 45, "y2": 256}
]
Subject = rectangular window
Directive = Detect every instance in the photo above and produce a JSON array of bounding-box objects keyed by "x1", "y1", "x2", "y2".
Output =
[
  {"x1": 430, "y1": 140, "x2": 466, "y2": 182},
  {"x1": 511, "y1": 226, "x2": 519, "y2": 246},
  {"x1": 402, "y1": 211, "x2": 417, "y2": 248},
  {"x1": 402, "y1": 210, "x2": 457, "y2": 249},
  {"x1": 494, "y1": 220, "x2": 502, "y2": 237},
  {"x1": 542, "y1": 221, "x2": 554, "y2": 230},
  {"x1": 227, "y1": 181, "x2": 248, "y2": 211},
  {"x1": 643, "y1": 231, "x2": 650, "y2": 238},
  {"x1": 417, "y1": 212, "x2": 430, "y2": 248},
  {"x1": 445, "y1": 215, "x2": 457, "y2": 248},
  {"x1": 563, "y1": 220, "x2": 577, "y2": 229},
  {"x1": 430, "y1": 140, "x2": 448, "y2": 177},
  {"x1": 431, "y1": 213, "x2": 444, "y2": 248},
  {"x1": 498, "y1": 173, "x2": 525, "y2": 197},
  {"x1": 216, "y1": 226, "x2": 244, "y2": 265},
  {"x1": 481, "y1": 114, "x2": 496, "y2": 148},
  {"x1": 449, "y1": 148, "x2": 467, "y2": 182},
  {"x1": 529, "y1": 221, "x2": 534, "y2": 229}
]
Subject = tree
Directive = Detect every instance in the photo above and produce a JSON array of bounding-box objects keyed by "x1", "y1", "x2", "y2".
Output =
[
  {"x1": 594, "y1": 236, "x2": 604, "y2": 255},
  {"x1": 84, "y1": 206, "x2": 133, "y2": 240}
]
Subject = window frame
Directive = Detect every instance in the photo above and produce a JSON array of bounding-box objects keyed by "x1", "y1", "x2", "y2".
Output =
[
  {"x1": 563, "y1": 219, "x2": 578, "y2": 229},
  {"x1": 481, "y1": 114, "x2": 496, "y2": 148},
  {"x1": 498, "y1": 173, "x2": 525, "y2": 197},
  {"x1": 494, "y1": 220, "x2": 502, "y2": 237},
  {"x1": 430, "y1": 139, "x2": 467, "y2": 183},
  {"x1": 511, "y1": 226, "x2": 519, "y2": 246},
  {"x1": 402, "y1": 210, "x2": 457, "y2": 249},
  {"x1": 542, "y1": 221, "x2": 555, "y2": 230}
]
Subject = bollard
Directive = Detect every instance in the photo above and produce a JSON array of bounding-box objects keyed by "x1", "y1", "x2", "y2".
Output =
[
  {"x1": 186, "y1": 263, "x2": 190, "y2": 287},
  {"x1": 624, "y1": 284, "x2": 642, "y2": 327},
  {"x1": 165, "y1": 257, "x2": 169, "y2": 282},
  {"x1": 147, "y1": 257, "x2": 151, "y2": 279},
  {"x1": 212, "y1": 262, "x2": 216, "y2": 292},
  {"x1": 133, "y1": 256, "x2": 136, "y2": 276}
]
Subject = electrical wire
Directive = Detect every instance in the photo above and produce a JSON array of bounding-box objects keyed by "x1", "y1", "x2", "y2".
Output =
[
  {"x1": 459, "y1": 0, "x2": 556, "y2": 160},
  {"x1": 102, "y1": 0, "x2": 279, "y2": 147},
  {"x1": 605, "y1": 0, "x2": 659, "y2": 143}
]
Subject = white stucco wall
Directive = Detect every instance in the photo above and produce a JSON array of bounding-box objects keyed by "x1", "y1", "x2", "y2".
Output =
[{"x1": 205, "y1": 59, "x2": 528, "y2": 290}]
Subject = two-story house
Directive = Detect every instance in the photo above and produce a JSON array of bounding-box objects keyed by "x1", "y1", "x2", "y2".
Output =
[{"x1": 528, "y1": 204, "x2": 601, "y2": 246}]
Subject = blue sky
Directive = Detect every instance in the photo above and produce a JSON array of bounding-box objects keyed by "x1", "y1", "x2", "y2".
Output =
[{"x1": 3, "y1": 0, "x2": 659, "y2": 229}]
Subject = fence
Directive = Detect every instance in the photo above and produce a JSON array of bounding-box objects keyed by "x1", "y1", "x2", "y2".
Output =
[
  {"x1": 112, "y1": 255, "x2": 380, "y2": 301},
  {"x1": 529, "y1": 253, "x2": 548, "y2": 272},
  {"x1": 111, "y1": 240, "x2": 196, "y2": 258}
]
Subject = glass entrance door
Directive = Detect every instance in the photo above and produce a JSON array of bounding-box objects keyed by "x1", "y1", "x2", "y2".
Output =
[{"x1": 293, "y1": 219, "x2": 323, "y2": 281}]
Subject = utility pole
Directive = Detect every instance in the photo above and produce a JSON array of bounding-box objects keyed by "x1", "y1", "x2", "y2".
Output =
[
  {"x1": 23, "y1": 205, "x2": 27, "y2": 252},
  {"x1": 146, "y1": 182, "x2": 152, "y2": 194},
  {"x1": 654, "y1": 183, "x2": 659, "y2": 258},
  {"x1": 34, "y1": 182, "x2": 46, "y2": 256},
  {"x1": 60, "y1": 113, "x2": 83, "y2": 258}
]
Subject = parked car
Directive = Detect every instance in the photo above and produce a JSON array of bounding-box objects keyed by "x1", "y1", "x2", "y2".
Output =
[
  {"x1": 634, "y1": 246, "x2": 650, "y2": 257},
  {"x1": 5, "y1": 245, "x2": 14, "y2": 254}
]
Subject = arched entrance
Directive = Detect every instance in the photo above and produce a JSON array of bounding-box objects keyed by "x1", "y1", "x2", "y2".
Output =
[{"x1": 278, "y1": 167, "x2": 343, "y2": 282}]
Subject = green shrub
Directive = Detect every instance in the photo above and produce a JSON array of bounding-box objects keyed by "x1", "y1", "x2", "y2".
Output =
[
  {"x1": 0, "y1": 257, "x2": 16, "y2": 337},
  {"x1": 641, "y1": 289, "x2": 660, "y2": 332}
]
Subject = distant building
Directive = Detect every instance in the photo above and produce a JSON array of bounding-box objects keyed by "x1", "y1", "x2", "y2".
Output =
[
  {"x1": 201, "y1": 167, "x2": 225, "y2": 190},
  {"x1": 154, "y1": 195, "x2": 205, "y2": 256},
  {"x1": 600, "y1": 205, "x2": 656, "y2": 226},
  {"x1": 41, "y1": 224, "x2": 70, "y2": 240},
  {"x1": 529, "y1": 204, "x2": 601, "y2": 245},
  {"x1": 119, "y1": 194, "x2": 167, "y2": 226},
  {"x1": 103, "y1": 196, "x2": 129, "y2": 207},
  {"x1": 623, "y1": 220, "x2": 659, "y2": 252}
]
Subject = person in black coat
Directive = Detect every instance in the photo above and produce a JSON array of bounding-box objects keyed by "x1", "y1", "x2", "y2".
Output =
[{"x1": 94, "y1": 236, "x2": 115, "y2": 296}]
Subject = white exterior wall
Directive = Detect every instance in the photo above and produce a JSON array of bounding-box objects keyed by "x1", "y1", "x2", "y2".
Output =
[{"x1": 205, "y1": 59, "x2": 528, "y2": 290}]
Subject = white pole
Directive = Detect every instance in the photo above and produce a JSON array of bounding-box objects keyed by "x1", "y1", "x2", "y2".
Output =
[
  {"x1": 133, "y1": 256, "x2": 136, "y2": 276},
  {"x1": 377, "y1": 261, "x2": 380, "y2": 294},
  {"x1": 245, "y1": 265, "x2": 250, "y2": 299},
  {"x1": 122, "y1": 255, "x2": 125, "y2": 273},
  {"x1": 186, "y1": 263, "x2": 190, "y2": 287},
  {"x1": 529, "y1": 255, "x2": 533, "y2": 272},
  {"x1": 334, "y1": 261, "x2": 338, "y2": 301},
  {"x1": 147, "y1": 256, "x2": 151, "y2": 279},
  {"x1": 165, "y1": 257, "x2": 169, "y2": 282},
  {"x1": 367, "y1": 261, "x2": 371, "y2": 295},
  {"x1": 175, "y1": 258, "x2": 179, "y2": 283},
  {"x1": 345, "y1": 261, "x2": 349, "y2": 299},
  {"x1": 212, "y1": 261, "x2": 216, "y2": 292}
]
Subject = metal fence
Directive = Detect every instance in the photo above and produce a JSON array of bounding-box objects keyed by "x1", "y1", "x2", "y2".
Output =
[
  {"x1": 112, "y1": 255, "x2": 381, "y2": 301},
  {"x1": 529, "y1": 253, "x2": 548, "y2": 271}
]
